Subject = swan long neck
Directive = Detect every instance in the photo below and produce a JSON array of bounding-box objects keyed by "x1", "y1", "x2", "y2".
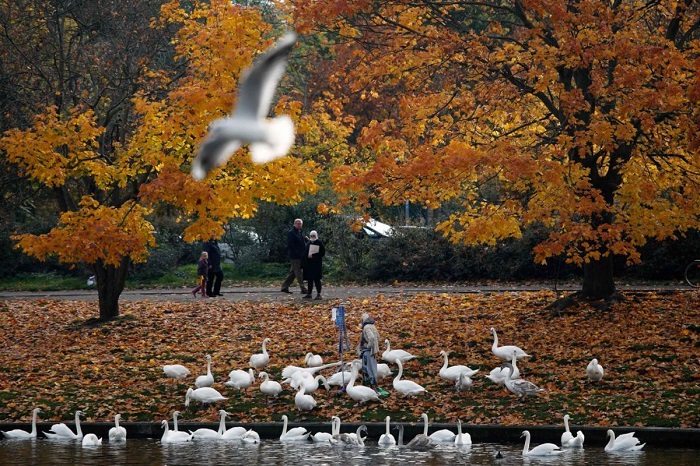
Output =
[
  {"x1": 262, "y1": 339, "x2": 268, "y2": 354},
  {"x1": 206, "y1": 359, "x2": 212, "y2": 376},
  {"x1": 332, "y1": 417, "x2": 340, "y2": 436},
  {"x1": 564, "y1": 415, "x2": 571, "y2": 433},
  {"x1": 282, "y1": 415, "x2": 288, "y2": 435},
  {"x1": 75, "y1": 412, "x2": 83, "y2": 437},
  {"x1": 492, "y1": 329, "x2": 499, "y2": 349},
  {"x1": 173, "y1": 412, "x2": 180, "y2": 431},
  {"x1": 523, "y1": 431, "x2": 531, "y2": 455},
  {"x1": 218, "y1": 411, "x2": 227, "y2": 435},
  {"x1": 347, "y1": 366, "x2": 357, "y2": 389},
  {"x1": 385, "y1": 339, "x2": 391, "y2": 351},
  {"x1": 161, "y1": 421, "x2": 169, "y2": 440},
  {"x1": 397, "y1": 425, "x2": 404, "y2": 446},
  {"x1": 441, "y1": 352, "x2": 449, "y2": 371},
  {"x1": 31, "y1": 410, "x2": 38, "y2": 435},
  {"x1": 422, "y1": 414, "x2": 429, "y2": 436},
  {"x1": 356, "y1": 426, "x2": 365, "y2": 446},
  {"x1": 396, "y1": 360, "x2": 403, "y2": 381},
  {"x1": 457, "y1": 420, "x2": 462, "y2": 435},
  {"x1": 385, "y1": 416, "x2": 391, "y2": 435},
  {"x1": 606, "y1": 430, "x2": 615, "y2": 449}
]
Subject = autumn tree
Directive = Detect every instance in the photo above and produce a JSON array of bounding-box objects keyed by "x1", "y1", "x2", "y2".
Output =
[
  {"x1": 289, "y1": 0, "x2": 700, "y2": 299},
  {"x1": 0, "y1": 0, "x2": 321, "y2": 320}
]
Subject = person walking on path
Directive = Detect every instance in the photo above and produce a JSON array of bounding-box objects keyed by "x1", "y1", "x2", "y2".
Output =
[
  {"x1": 204, "y1": 238, "x2": 224, "y2": 297},
  {"x1": 192, "y1": 251, "x2": 209, "y2": 298},
  {"x1": 357, "y1": 313, "x2": 389, "y2": 396},
  {"x1": 302, "y1": 230, "x2": 325, "y2": 299},
  {"x1": 280, "y1": 218, "x2": 308, "y2": 295}
]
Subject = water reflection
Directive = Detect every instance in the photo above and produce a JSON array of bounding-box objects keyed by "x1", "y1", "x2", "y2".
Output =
[{"x1": 0, "y1": 438, "x2": 698, "y2": 465}]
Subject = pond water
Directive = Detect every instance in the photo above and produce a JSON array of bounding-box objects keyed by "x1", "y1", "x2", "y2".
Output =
[{"x1": 1, "y1": 438, "x2": 699, "y2": 466}]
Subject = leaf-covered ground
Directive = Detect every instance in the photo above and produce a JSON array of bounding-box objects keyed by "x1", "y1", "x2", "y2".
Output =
[{"x1": 0, "y1": 291, "x2": 698, "y2": 428}]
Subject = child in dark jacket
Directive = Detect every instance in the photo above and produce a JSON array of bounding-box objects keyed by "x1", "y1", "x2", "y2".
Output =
[{"x1": 192, "y1": 251, "x2": 209, "y2": 298}]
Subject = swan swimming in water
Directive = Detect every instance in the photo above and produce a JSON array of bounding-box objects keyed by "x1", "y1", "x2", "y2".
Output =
[
  {"x1": 1, "y1": 407, "x2": 41, "y2": 439},
  {"x1": 561, "y1": 414, "x2": 584, "y2": 448},
  {"x1": 44, "y1": 410, "x2": 84, "y2": 440},
  {"x1": 491, "y1": 327, "x2": 531, "y2": 360},
  {"x1": 454, "y1": 419, "x2": 472, "y2": 446},
  {"x1": 604, "y1": 430, "x2": 645, "y2": 451},
  {"x1": 191, "y1": 32, "x2": 298, "y2": 180},
  {"x1": 160, "y1": 419, "x2": 192, "y2": 443},
  {"x1": 81, "y1": 433, "x2": 102, "y2": 446},
  {"x1": 108, "y1": 413, "x2": 127, "y2": 442},
  {"x1": 378, "y1": 416, "x2": 396, "y2": 446},
  {"x1": 521, "y1": 430, "x2": 563, "y2": 456},
  {"x1": 190, "y1": 409, "x2": 228, "y2": 440},
  {"x1": 279, "y1": 414, "x2": 310, "y2": 442}
]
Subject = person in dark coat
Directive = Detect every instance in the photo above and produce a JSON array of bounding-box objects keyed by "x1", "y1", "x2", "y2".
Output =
[
  {"x1": 302, "y1": 230, "x2": 325, "y2": 299},
  {"x1": 280, "y1": 218, "x2": 309, "y2": 294},
  {"x1": 204, "y1": 238, "x2": 224, "y2": 297}
]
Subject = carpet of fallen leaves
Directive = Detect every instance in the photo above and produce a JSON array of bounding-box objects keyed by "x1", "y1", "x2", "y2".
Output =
[{"x1": 0, "y1": 290, "x2": 698, "y2": 428}]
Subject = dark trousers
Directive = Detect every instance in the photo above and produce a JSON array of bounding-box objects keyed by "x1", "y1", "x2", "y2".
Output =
[
  {"x1": 206, "y1": 269, "x2": 223, "y2": 296},
  {"x1": 281, "y1": 259, "x2": 306, "y2": 292},
  {"x1": 306, "y1": 278, "x2": 322, "y2": 295}
]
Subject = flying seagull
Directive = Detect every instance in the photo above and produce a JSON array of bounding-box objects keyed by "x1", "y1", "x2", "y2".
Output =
[{"x1": 191, "y1": 31, "x2": 297, "y2": 180}]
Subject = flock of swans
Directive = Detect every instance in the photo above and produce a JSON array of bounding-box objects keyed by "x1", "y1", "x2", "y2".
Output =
[{"x1": 2, "y1": 327, "x2": 644, "y2": 455}]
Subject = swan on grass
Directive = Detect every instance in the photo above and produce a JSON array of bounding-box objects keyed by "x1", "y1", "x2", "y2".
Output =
[
  {"x1": 1, "y1": 407, "x2": 41, "y2": 439},
  {"x1": 455, "y1": 372, "x2": 473, "y2": 392},
  {"x1": 425, "y1": 413, "x2": 456, "y2": 443},
  {"x1": 44, "y1": 410, "x2": 83, "y2": 440},
  {"x1": 382, "y1": 338, "x2": 416, "y2": 364},
  {"x1": 160, "y1": 419, "x2": 192, "y2": 443},
  {"x1": 521, "y1": 430, "x2": 563, "y2": 456},
  {"x1": 438, "y1": 350, "x2": 479, "y2": 382},
  {"x1": 561, "y1": 414, "x2": 584, "y2": 448},
  {"x1": 250, "y1": 338, "x2": 271, "y2": 370},
  {"x1": 605, "y1": 430, "x2": 645, "y2": 451},
  {"x1": 294, "y1": 385, "x2": 318, "y2": 412},
  {"x1": 190, "y1": 409, "x2": 228, "y2": 440},
  {"x1": 297, "y1": 374, "x2": 330, "y2": 395},
  {"x1": 326, "y1": 363, "x2": 353, "y2": 387},
  {"x1": 279, "y1": 414, "x2": 310, "y2": 442},
  {"x1": 587, "y1": 358, "x2": 604, "y2": 382},
  {"x1": 163, "y1": 364, "x2": 190, "y2": 380},
  {"x1": 490, "y1": 327, "x2": 531, "y2": 360},
  {"x1": 346, "y1": 361, "x2": 380, "y2": 404},
  {"x1": 393, "y1": 359, "x2": 427, "y2": 396},
  {"x1": 190, "y1": 32, "x2": 297, "y2": 180},
  {"x1": 195, "y1": 354, "x2": 215, "y2": 388},
  {"x1": 185, "y1": 387, "x2": 227, "y2": 406},
  {"x1": 377, "y1": 363, "x2": 392, "y2": 380},
  {"x1": 259, "y1": 371, "x2": 283, "y2": 401},
  {"x1": 81, "y1": 433, "x2": 102, "y2": 446},
  {"x1": 454, "y1": 420, "x2": 472, "y2": 446},
  {"x1": 503, "y1": 363, "x2": 544, "y2": 401},
  {"x1": 378, "y1": 416, "x2": 396, "y2": 446},
  {"x1": 486, "y1": 352, "x2": 520, "y2": 385},
  {"x1": 226, "y1": 368, "x2": 255, "y2": 390},
  {"x1": 281, "y1": 361, "x2": 342, "y2": 380},
  {"x1": 108, "y1": 413, "x2": 127, "y2": 442},
  {"x1": 304, "y1": 352, "x2": 323, "y2": 367}
]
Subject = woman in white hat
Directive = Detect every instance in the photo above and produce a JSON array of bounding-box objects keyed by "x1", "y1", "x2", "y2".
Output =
[{"x1": 302, "y1": 230, "x2": 325, "y2": 299}]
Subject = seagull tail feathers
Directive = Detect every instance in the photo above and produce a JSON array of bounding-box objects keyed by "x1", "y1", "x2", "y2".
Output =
[{"x1": 251, "y1": 116, "x2": 295, "y2": 164}]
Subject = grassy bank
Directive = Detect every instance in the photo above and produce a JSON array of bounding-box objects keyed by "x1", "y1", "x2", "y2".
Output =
[{"x1": 0, "y1": 290, "x2": 698, "y2": 429}]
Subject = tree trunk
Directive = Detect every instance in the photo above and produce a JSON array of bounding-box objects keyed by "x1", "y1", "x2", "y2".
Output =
[
  {"x1": 581, "y1": 255, "x2": 616, "y2": 299},
  {"x1": 93, "y1": 257, "x2": 129, "y2": 321}
]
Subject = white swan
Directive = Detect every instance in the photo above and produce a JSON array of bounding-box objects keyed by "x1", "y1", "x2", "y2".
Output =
[
  {"x1": 503, "y1": 363, "x2": 544, "y2": 400},
  {"x1": 163, "y1": 364, "x2": 190, "y2": 380},
  {"x1": 521, "y1": 430, "x2": 563, "y2": 456},
  {"x1": 346, "y1": 362, "x2": 380, "y2": 404},
  {"x1": 454, "y1": 420, "x2": 472, "y2": 446},
  {"x1": 486, "y1": 352, "x2": 520, "y2": 384},
  {"x1": 172, "y1": 411, "x2": 182, "y2": 432},
  {"x1": 561, "y1": 414, "x2": 584, "y2": 448},
  {"x1": 438, "y1": 350, "x2": 479, "y2": 382},
  {"x1": 377, "y1": 363, "x2": 392, "y2": 380},
  {"x1": 81, "y1": 433, "x2": 102, "y2": 446},
  {"x1": 190, "y1": 32, "x2": 297, "y2": 180},
  {"x1": 195, "y1": 354, "x2": 214, "y2": 388},
  {"x1": 326, "y1": 364, "x2": 354, "y2": 387},
  {"x1": 160, "y1": 419, "x2": 192, "y2": 443},
  {"x1": 44, "y1": 410, "x2": 84, "y2": 440},
  {"x1": 490, "y1": 327, "x2": 531, "y2": 360},
  {"x1": 304, "y1": 352, "x2": 323, "y2": 367},
  {"x1": 311, "y1": 417, "x2": 335, "y2": 443},
  {"x1": 185, "y1": 387, "x2": 227, "y2": 406},
  {"x1": 221, "y1": 424, "x2": 247, "y2": 440},
  {"x1": 587, "y1": 358, "x2": 604, "y2": 382},
  {"x1": 378, "y1": 416, "x2": 396, "y2": 446},
  {"x1": 382, "y1": 338, "x2": 416, "y2": 364},
  {"x1": 2, "y1": 407, "x2": 41, "y2": 439},
  {"x1": 241, "y1": 429, "x2": 260, "y2": 444},
  {"x1": 282, "y1": 361, "x2": 342, "y2": 380},
  {"x1": 426, "y1": 413, "x2": 456, "y2": 443},
  {"x1": 190, "y1": 409, "x2": 227, "y2": 440},
  {"x1": 259, "y1": 371, "x2": 283, "y2": 400},
  {"x1": 108, "y1": 413, "x2": 127, "y2": 442},
  {"x1": 249, "y1": 338, "x2": 270, "y2": 370},
  {"x1": 605, "y1": 430, "x2": 645, "y2": 451},
  {"x1": 294, "y1": 385, "x2": 317, "y2": 411},
  {"x1": 294, "y1": 374, "x2": 330, "y2": 395},
  {"x1": 393, "y1": 359, "x2": 427, "y2": 396},
  {"x1": 226, "y1": 368, "x2": 255, "y2": 390},
  {"x1": 279, "y1": 414, "x2": 310, "y2": 442},
  {"x1": 455, "y1": 372, "x2": 473, "y2": 392}
]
